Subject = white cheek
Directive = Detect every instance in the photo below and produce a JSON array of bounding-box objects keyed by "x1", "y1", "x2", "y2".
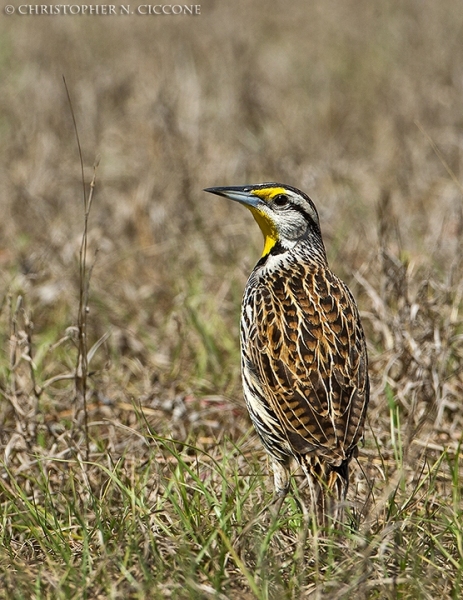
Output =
[{"x1": 280, "y1": 214, "x2": 307, "y2": 240}]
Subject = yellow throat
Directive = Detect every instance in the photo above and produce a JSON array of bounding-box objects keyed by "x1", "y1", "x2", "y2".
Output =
[{"x1": 249, "y1": 207, "x2": 279, "y2": 258}]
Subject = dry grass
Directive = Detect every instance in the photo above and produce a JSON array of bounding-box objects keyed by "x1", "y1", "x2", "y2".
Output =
[{"x1": 1, "y1": 1, "x2": 463, "y2": 598}]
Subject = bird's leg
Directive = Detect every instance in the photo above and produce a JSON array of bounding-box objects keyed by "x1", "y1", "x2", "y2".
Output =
[
  {"x1": 269, "y1": 489, "x2": 287, "y2": 519},
  {"x1": 272, "y1": 458, "x2": 290, "y2": 496},
  {"x1": 269, "y1": 458, "x2": 290, "y2": 517},
  {"x1": 294, "y1": 490, "x2": 311, "y2": 568},
  {"x1": 235, "y1": 463, "x2": 289, "y2": 555},
  {"x1": 299, "y1": 458, "x2": 327, "y2": 531}
]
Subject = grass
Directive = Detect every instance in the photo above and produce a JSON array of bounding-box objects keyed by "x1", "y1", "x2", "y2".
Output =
[{"x1": 1, "y1": 0, "x2": 463, "y2": 597}]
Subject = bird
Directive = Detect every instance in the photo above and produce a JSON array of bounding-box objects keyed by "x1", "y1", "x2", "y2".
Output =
[{"x1": 204, "y1": 183, "x2": 369, "y2": 526}]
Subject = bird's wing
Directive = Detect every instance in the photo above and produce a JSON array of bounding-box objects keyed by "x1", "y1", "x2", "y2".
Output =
[{"x1": 245, "y1": 264, "x2": 369, "y2": 465}]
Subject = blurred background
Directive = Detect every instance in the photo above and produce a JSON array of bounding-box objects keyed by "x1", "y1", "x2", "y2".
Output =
[
  {"x1": 2, "y1": 1, "x2": 463, "y2": 596},
  {"x1": 1, "y1": 0, "x2": 462, "y2": 504}
]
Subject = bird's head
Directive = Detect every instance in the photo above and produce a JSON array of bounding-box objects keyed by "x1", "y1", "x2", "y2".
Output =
[{"x1": 204, "y1": 183, "x2": 326, "y2": 260}]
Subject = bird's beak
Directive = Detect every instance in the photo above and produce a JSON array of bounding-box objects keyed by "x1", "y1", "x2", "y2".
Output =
[{"x1": 204, "y1": 186, "x2": 261, "y2": 209}]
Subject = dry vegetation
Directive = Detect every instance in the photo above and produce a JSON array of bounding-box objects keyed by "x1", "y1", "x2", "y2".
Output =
[{"x1": 1, "y1": 1, "x2": 463, "y2": 598}]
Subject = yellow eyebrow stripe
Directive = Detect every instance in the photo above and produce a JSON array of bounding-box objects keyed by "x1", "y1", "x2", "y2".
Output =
[{"x1": 251, "y1": 187, "x2": 287, "y2": 201}]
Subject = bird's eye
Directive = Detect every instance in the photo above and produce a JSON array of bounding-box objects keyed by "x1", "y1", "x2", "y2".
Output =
[{"x1": 273, "y1": 194, "x2": 289, "y2": 207}]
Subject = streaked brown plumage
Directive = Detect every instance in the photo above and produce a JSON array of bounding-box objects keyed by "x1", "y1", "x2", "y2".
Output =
[{"x1": 204, "y1": 183, "x2": 369, "y2": 524}]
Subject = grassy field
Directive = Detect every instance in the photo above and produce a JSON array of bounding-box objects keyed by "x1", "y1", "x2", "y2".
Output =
[{"x1": 1, "y1": 1, "x2": 463, "y2": 597}]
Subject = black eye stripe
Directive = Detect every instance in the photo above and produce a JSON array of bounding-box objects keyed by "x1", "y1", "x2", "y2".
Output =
[
  {"x1": 268, "y1": 190, "x2": 320, "y2": 228},
  {"x1": 289, "y1": 203, "x2": 320, "y2": 229}
]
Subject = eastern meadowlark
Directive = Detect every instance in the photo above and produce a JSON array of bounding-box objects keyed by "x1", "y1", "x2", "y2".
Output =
[{"x1": 205, "y1": 183, "x2": 369, "y2": 524}]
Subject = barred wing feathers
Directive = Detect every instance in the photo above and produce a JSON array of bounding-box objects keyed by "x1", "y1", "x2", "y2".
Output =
[{"x1": 241, "y1": 261, "x2": 369, "y2": 469}]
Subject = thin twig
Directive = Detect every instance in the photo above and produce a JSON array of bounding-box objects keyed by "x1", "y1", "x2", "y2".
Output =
[{"x1": 63, "y1": 76, "x2": 99, "y2": 462}]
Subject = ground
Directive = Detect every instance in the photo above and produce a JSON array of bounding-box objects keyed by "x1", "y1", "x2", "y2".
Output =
[{"x1": 1, "y1": 1, "x2": 463, "y2": 598}]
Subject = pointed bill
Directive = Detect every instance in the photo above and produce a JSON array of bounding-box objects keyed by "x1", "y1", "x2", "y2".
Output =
[{"x1": 204, "y1": 186, "x2": 261, "y2": 208}]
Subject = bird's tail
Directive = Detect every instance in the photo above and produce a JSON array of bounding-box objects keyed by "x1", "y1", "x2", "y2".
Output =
[{"x1": 300, "y1": 455, "x2": 349, "y2": 527}]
